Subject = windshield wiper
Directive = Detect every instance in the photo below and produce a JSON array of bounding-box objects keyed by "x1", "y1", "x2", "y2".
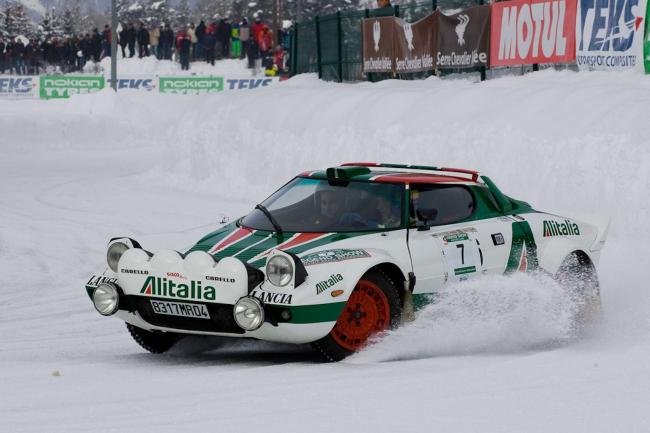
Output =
[{"x1": 255, "y1": 204, "x2": 283, "y2": 235}]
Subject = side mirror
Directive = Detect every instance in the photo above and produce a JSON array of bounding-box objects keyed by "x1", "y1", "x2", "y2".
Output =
[{"x1": 416, "y1": 208, "x2": 438, "y2": 231}]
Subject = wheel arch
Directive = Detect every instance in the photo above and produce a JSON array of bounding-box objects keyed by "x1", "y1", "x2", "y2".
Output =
[
  {"x1": 539, "y1": 237, "x2": 599, "y2": 276},
  {"x1": 367, "y1": 262, "x2": 407, "y2": 305}
]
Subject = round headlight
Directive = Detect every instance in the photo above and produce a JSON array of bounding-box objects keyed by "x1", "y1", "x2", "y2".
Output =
[
  {"x1": 107, "y1": 242, "x2": 129, "y2": 273},
  {"x1": 266, "y1": 255, "x2": 293, "y2": 287},
  {"x1": 93, "y1": 283, "x2": 120, "y2": 316},
  {"x1": 233, "y1": 297, "x2": 265, "y2": 331}
]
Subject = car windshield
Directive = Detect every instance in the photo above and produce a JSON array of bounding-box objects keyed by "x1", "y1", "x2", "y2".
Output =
[{"x1": 241, "y1": 177, "x2": 404, "y2": 232}]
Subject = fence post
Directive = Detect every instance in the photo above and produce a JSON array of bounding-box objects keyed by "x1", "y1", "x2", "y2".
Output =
[
  {"x1": 337, "y1": 11, "x2": 343, "y2": 82},
  {"x1": 395, "y1": 5, "x2": 400, "y2": 17},
  {"x1": 291, "y1": 23, "x2": 298, "y2": 76},
  {"x1": 432, "y1": 0, "x2": 437, "y2": 11},
  {"x1": 316, "y1": 16, "x2": 322, "y2": 79}
]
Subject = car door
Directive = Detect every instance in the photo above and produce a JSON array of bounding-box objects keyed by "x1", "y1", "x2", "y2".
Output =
[{"x1": 407, "y1": 184, "x2": 512, "y2": 296}]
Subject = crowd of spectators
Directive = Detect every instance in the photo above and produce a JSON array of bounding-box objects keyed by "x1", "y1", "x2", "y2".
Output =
[{"x1": 0, "y1": 16, "x2": 290, "y2": 76}]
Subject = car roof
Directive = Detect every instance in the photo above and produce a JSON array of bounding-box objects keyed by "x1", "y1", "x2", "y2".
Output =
[{"x1": 299, "y1": 162, "x2": 480, "y2": 185}]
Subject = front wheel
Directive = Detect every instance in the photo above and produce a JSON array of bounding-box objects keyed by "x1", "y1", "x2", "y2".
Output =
[
  {"x1": 312, "y1": 269, "x2": 401, "y2": 361},
  {"x1": 126, "y1": 323, "x2": 182, "y2": 354}
]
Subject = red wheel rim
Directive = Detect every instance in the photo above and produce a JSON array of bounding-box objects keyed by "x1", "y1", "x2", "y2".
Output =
[{"x1": 331, "y1": 279, "x2": 391, "y2": 351}]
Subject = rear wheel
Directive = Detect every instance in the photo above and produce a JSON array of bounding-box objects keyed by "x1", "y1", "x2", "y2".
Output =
[
  {"x1": 312, "y1": 269, "x2": 401, "y2": 361},
  {"x1": 555, "y1": 252, "x2": 602, "y2": 334},
  {"x1": 126, "y1": 323, "x2": 182, "y2": 354}
]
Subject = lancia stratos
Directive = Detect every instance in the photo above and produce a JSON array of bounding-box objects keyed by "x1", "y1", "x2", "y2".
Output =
[{"x1": 85, "y1": 163, "x2": 608, "y2": 361}]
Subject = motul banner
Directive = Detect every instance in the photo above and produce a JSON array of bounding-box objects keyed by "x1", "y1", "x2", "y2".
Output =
[
  {"x1": 437, "y1": 5, "x2": 490, "y2": 69},
  {"x1": 362, "y1": 17, "x2": 396, "y2": 73},
  {"x1": 490, "y1": 0, "x2": 577, "y2": 66},
  {"x1": 576, "y1": 0, "x2": 647, "y2": 70},
  {"x1": 394, "y1": 13, "x2": 437, "y2": 73}
]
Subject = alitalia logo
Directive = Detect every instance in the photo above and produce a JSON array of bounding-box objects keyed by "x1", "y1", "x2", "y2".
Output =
[
  {"x1": 140, "y1": 276, "x2": 216, "y2": 301},
  {"x1": 543, "y1": 220, "x2": 580, "y2": 237},
  {"x1": 316, "y1": 274, "x2": 343, "y2": 295}
]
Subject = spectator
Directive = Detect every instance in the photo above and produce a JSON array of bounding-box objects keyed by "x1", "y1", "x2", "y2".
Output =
[
  {"x1": 119, "y1": 24, "x2": 128, "y2": 58},
  {"x1": 195, "y1": 20, "x2": 206, "y2": 59},
  {"x1": 160, "y1": 24, "x2": 174, "y2": 60},
  {"x1": 80, "y1": 33, "x2": 92, "y2": 67},
  {"x1": 179, "y1": 34, "x2": 191, "y2": 70},
  {"x1": 127, "y1": 23, "x2": 136, "y2": 57},
  {"x1": 187, "y1": 23, "x2": 198, "y2": 60},
  {"x1": 0, "y1": 38, "x2": 6, "y2": 74},
  {"x1": 239, "y1": 18, "x2": 249, "y2": 60},
  {"x1": 246, "y1": 33, "x2": 259, "y2": 70},
  {"x1": 377, "y1": 0, "x2": 392, "y2": 7},
  {"x1": 230, "y1": 19, "x2": 241, "y2": 59},
  {"x1": 137, "y1": 23, "x2": 150, "y2": 58},
  {"x1": 175, "y1": 28, "x2": 187, "y2": 61},
  {"x1": 258, "y1": 25, "x2": 273, "y2": 64},
  {"x1": 101, "y1": 25, "x2": 111, "y2": 59},
  {"x1": 91, "y1": 28, "x2": 102, "y2": 62},
  {"x1": 217, "y1": 18, "x2": 231, "y2": 59},
  {"x1": 251, "y1": 16, "x2": 264, "y2": 44},
  {"x1": 150, "y1": 26, "x2": 160, "y2": 59},
  {"x1": 273, "y1": 44, "x2": 285, "y2": 73},
  {"x1": 203, "y1": 30, "x2": 216, "y2": 66},
  {"x1": 12, "y1": 39, "x2": 26, "y2": 75}
]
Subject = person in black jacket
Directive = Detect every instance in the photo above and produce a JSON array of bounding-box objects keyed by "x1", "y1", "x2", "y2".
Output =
[
  {"x1": 216, "y1": 18, "x2": 231, "y2": 59},
  {"x1": 160, "y1": 25, "x2": 174, "y2": 60},
  {"x1": 195, "y1": 20, "x2": 206, "y2": 59},
  {"x1": 91, "y1": 28, "x2": 102, "y2": 62},
  {"x1": 127, "y1": 23, "x2": 136, "y2": 57},
  {"x1": 179, "y1": 33, "x2": 191, "y2": 70},
  {"x1": 79, "y1": 34, "x2": 92, "y2": 67},
  {"x1": 203, "y1": 31, "x2": 216, "y2": 66},
  {"x1": 12, "y1": 39, "x2": 26, "y2": 75},
  {"x1": 0, "y1": 38, "x2": 6, "y2": 74},
  {"x1": 119, "y1": 24, "x2": 128, "y2": 58},
  {"x1": 137, "y1": 23, "x2": 150, "y2": 58}
]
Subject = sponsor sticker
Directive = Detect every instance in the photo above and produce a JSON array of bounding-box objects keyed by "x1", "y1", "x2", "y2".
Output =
[
  {"x1": 301, "y1": 249, "x2": 371, "y2": 266},
  {"x1": 86, "y1": 274, "x2": 118, "y2": 289},
  {"x1": 159, "y1": 76, "x2": 224, "y2": 94},
  {"x1": 40, "y1": 76, "x2": 105, "y2": 99},
  {"x1": 139, "y1": 276, "x2": 216, "y2": 301},
  {"x1": 316, "y1": 274, "x2": 344, "y2": 295},
  {"x1": 492, "y1": 233, "x2": 505, "y2": 245},
  {"x1": 543, "y1": 219, "x2": 581, "y2": 237},
  {"x1": 250, "y1": 289, "x2": 293, "y2": 305}
]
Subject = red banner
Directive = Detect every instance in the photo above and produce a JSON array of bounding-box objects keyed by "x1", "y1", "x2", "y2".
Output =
[{"x1": 490, "y1": 0, "x2": 577, "y2": 67}]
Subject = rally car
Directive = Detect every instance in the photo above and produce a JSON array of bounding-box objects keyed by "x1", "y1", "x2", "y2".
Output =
[{"x1": 86, "y1": 163, "x2": 607, "y2": 361}]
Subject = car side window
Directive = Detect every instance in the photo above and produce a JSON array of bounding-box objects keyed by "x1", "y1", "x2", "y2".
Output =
[{"x1": 410, "y1": 185, "x2": 475, "y2": 227}]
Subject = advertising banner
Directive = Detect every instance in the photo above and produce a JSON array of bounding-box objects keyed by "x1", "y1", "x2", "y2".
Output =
[
  {"x1": 224, "y1": 77, "x2": 280, "y2": 90},
  {"x1": 40, "y1": 76, "x2": 105, "y2": 99},
  {"x1": 0, "y1": 76, "x2": 38, "y2": 99},
  {"x1": 646, "y1": 0, "x2": 650, "y2": 72},
  {"x1": 394, "y1": 13, "x2": 437, "y2": 73},
  {"x1": 576, "y1": 0, "x2": 647, "y2": 70},
  {"x1": 437, "y1": 5, "x2": 490, "y2": 69},
  {"x1": 107, "y1": 77, "x2": 156, "y2": 91},
  {"x1": 159, "y1": 76, "x2": 224, "y2": 94},
  {"x1": 490, "y1": 0, "x2": 577, "y2": 67},
  {"x1": 362, "y1": 17, "x2": 397, "y2": 73}
]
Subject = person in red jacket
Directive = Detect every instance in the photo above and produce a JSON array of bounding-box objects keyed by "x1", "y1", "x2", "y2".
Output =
[{"x1": 250, "y1": 17, "x2": 264, "y2": 44}]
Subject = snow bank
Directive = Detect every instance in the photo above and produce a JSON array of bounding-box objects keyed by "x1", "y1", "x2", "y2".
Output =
[{"x1": 86, "y1": 56, "x2": 254, "y2": 76}]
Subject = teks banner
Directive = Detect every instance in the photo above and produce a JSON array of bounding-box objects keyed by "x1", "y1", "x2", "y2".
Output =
[
  {"x1": 576, "y1": 0, "x2": 647, "y2": 70},
  {"x1": 490, "y1": 0, "x2": 577, "y2": 66}
]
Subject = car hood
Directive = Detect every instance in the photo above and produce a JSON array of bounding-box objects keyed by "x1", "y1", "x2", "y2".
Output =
[{"x1": 187, "y1": 222, "x2": 371, "y2": 268}]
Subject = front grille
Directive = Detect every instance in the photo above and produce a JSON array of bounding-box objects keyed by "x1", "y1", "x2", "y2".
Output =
[{"x1": 132, "y1": 297, "x2": 244, "y2": 334}]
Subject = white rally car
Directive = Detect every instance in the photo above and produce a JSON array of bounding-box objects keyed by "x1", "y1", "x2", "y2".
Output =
[{"x1": 85, "y1": 163, "x2": 607, "y2": 360}]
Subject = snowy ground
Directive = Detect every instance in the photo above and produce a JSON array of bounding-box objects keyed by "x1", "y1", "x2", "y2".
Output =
[
  {"x1": 84, "y1": 55, "x2": 259, "y2": 76},
  {"x1": 1, "y1": 70, "x2": 649, "y2": 432}
]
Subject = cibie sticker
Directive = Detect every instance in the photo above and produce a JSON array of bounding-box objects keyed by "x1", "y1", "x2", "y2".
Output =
[{"x1": 301, "y1": 249, "x2": 370, "y2": 266}]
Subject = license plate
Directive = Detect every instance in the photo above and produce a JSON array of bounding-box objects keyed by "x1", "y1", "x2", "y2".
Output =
[{"x1": 150, "y1": 300, "x2": 210, "y2": 319}]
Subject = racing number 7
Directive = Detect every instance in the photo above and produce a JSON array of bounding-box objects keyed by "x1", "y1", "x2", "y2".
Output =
[{"x1": 456, "y1": 243, "x2": 465, "y2": 264}]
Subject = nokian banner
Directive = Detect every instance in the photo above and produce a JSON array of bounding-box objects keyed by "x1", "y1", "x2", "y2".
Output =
[
  {"x1": 159, "y1": 76, "x2": 224, "y2": 94},
  {"x1": 576, "y1": 0, "x2": 647, "y2": 70},
  {"x1": 437, "y1": 6, "x2": 490, "y2": 69},
  {"x1": 490, "y1": 0, "x2": 577, "y2": 66},
  {"x1": 40, "y1": 76, "x2": 105, "y2": 99}
]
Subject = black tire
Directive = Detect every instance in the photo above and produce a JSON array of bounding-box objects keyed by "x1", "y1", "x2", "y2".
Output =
[
  {"x1": 312, "y1": 268, "x2": 401, "y2": 362},
  {"x1": 126, "y1": 323, "x2": 182, "y2": 354},
  {"x1": 555, "y1": 252, "x2": 603, "y2": 335}
]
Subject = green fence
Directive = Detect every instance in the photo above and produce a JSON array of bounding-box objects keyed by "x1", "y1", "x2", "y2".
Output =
[{"x1": 290, "y1": 0, "x2": 484, "y2": 82}]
